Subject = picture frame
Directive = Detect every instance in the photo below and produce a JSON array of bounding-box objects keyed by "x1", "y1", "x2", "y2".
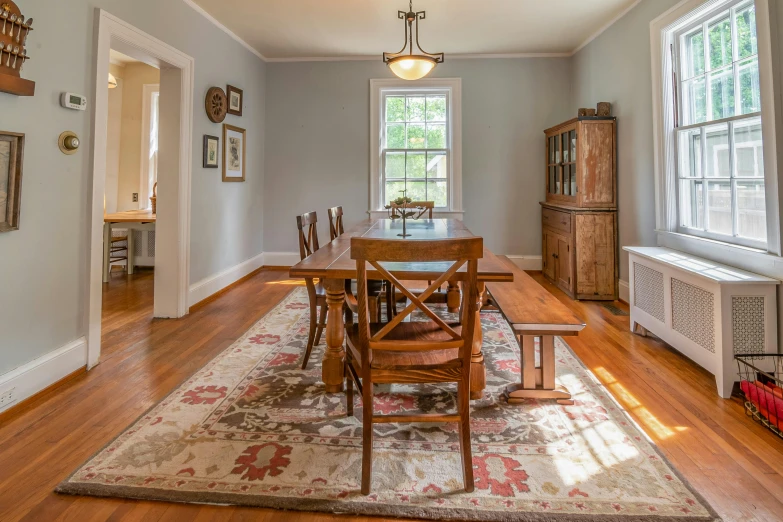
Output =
[
  {"x1": 203, "y1": 135, "x2": 219, "y2": 168},
  {"x1": 0, "y1": 131, "x2": 25, "y2": 233},
  {"x1": 222, "y1": 124, "x2": 246, "y2": 182},
  {"x1": 226, "y1": 85, "x2": 243, "y2": 117}
]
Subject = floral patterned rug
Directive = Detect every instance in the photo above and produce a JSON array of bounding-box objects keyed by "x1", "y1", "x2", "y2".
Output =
[{"x1": 58, "y1": 287, "x2": 719, "y2": 521}]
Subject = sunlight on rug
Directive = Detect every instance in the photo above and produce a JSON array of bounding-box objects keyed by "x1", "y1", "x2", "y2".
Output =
[{"x1": 57, "y1": 288, "x2": 720, "y2": 521}]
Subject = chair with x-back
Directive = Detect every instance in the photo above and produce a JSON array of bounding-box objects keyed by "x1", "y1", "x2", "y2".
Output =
[
  {"x1": 296, "y1": 211, "x2": 326, "y2": 370},
  {"x1": 345, "y1": 236, "x2": 483, "y2": 494},
  {"x1": 327, "y1": 206, "x2": 345, "y2": 241}
]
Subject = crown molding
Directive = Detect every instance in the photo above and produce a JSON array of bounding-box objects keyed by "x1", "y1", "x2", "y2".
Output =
[
  {"x1": 183, "y1": 0, "x2": 640, "y2": 63},
  {"x1": 181, "y1": 0, "x2": 267, "y2": 61}
]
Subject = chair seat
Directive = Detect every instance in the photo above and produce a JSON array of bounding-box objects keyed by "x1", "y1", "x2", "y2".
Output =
[{"x1": 346, "y1": 322, "x2": 463, "y2": 370}]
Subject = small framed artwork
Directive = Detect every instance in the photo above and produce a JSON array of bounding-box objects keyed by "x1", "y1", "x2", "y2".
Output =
[
  {"x1": 227, "y1": 85, "x2": 243, "y2": 116},
  {"x1": 203, "y1": 135, "x2": 219, "y2": 168},
  {"x1": 0, "y1": 131, "x2": 25, "y2": 233},
  {"x1": 222, "y1": 124, "x2": 246, "y2": 182}
]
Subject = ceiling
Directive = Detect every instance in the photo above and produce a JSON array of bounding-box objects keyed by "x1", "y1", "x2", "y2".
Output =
[
  {"x1": 188, "y1": 0, "x2": 640, "y2": 60},
  {"x1": 109, "y1": 49, "x2": 140, "y2": 66}
]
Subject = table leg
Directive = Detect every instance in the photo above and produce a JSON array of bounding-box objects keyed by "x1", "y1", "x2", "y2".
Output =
[
  {"x1": 102, "y1": 222, "x2": 111, "y2": 283},
  {"x1": 469, "y1": 281, "x2": 486, "y2": 400},
  {"x1": 446, "y1": 279, "x2": 461, "y2": 314},
  {"x1": 323, "y1": 278, "x2": 346, "y2": 393},
  {"x1": 505, "y1": 335, "x2": 573, "y2": 405},
  {"x1": 127, "y1": 230, "x2": 135, "y2": 275}
]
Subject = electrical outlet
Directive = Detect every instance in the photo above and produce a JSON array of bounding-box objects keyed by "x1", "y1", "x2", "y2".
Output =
[
  {"x1": 132, "y1": 193, "x2": 139, "y2": 202},
  {"x1": 0, "y1": 387, "x2": 16, "y2": 409}
]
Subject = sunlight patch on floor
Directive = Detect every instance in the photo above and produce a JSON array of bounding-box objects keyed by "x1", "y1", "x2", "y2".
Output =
[{"x1": 266, "y1": 279, "x2": 306, "y2": 286}]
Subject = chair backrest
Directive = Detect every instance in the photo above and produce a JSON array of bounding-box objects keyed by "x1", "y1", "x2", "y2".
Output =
[
  {"x1": 296, "y1": 211, "x2": 320, "y2": 261},
  {"x1": 351, "y1": 237, "x2": 483, "y2": 367},
  {"x1": 327, "y1": 206, "x2": 344, "y2": 241},
  {"x1": 390, "y1": 200, "x2": 435, "y2": 219}
]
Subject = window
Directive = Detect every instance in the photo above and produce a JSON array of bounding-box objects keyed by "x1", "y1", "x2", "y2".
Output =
[
  {"x1": 370, "y1": 79, "x2": 462, "y2": 214},
  {"x1": 140, "y1": 84, "x2": 159, "y2": 210},
  {"x1": 674, "y1": 0, "x2": 766, "y2": 247}
]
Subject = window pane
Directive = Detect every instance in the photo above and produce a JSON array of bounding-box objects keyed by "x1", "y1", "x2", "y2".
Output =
[
  {"x1": 736, "y1": 4, "x2": 758, "y2": 59},
  {"x1": 407, "y1": 96, "x2": 425, "y2": 122},
  {"x1": 705, "y1": 124, "x2": 730, "y2": 178},
  {"x1": 680, "y1": 180, "x2": 704, "y2": 229},
  {"x1": 708, "y1": 17, "x2": 732, "y2": 71},
  {"x1": 386, "y1": 181, "x2": 406, "y2": 204},
  {"x1": 734, "y1": 118, "x2": 763, "y2": 177},
  {"x1": 385, "y1": 152, "x2": 405, "y2": 179},
  {"x1": 549, "y1": 166, "x2": 556, "y2": 194},
  {"x1": 386, "y1": 96, "x2": 405, "y2": 122},
  {"x1": 709, "y1": 66, "x2": 735, "y2": 120},
  {"x1": 407, "y1": 151, "x2": 426, "y2": 178},
  {"x1": 562, "y1": 133, "x2": 570, "y2": 163},
  {"x1": 707, "y1": 181, "x2": 732, "y2": 235},
  {"x1": 571, "y1": 163, "x2": 577, "y2": 195},
  {"x1": 563, "y1": 164, "x2": 571, "y2": 195},
  {"x1": 406, "y1": 181, "x2": 427, "y2": 201},
  {"x1": 682, "y1": 29, "x2": 705, "y2": 79},
  {"x1": 426, "y1": 96, "x2": 446, "y2": 121},
  {"x1": 554, "y1": 136, "x2": 561, "y2": 163},
  {"x1": 427, "y1": 152, "x2": 447, "y2": 179},
  {"x1": 407, "y1": 123, "x2": 426, "y2": 148},
  {"x1": 386, "y1": 123, "x2": 405, "y2": 148},
  {"x1": 426, "y1": 123, "x2": 446, "y2": 148},
  {"x1": 678, "y1": 128, "x2": 702, "y2": 178},
  {"x1": 738, "y1": 57, "x2": 761, "y2": 114},
  {"x1": 682, "y1": 77, "x2": 707, "y2": 125},
  {"x1": 555, "y1": 166, "x2": 562, "y2": 194},
  {"x1": 737, "y1": 179, "x2": 766, "y2": 240},
  {"x1": 549, "y1": 137, "x2": 555, "y2": 164},
  {"x1": 569, "y1": 130, "x2": 576, "y2": 161},
  {"x1": 427, "y1": 180, "x2": 448, "y2": 207}
]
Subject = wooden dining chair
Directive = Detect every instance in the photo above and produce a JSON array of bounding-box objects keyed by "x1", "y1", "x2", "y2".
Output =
[
  {"x1": 296, "y1": 211, "x2": 327, "y2": 370},
  {"x1": 327, "y1": 206, "x2": 344, "y2": 241},
  {"x1": 345, "y1": 236, "x2": 483, "y2": 494}
]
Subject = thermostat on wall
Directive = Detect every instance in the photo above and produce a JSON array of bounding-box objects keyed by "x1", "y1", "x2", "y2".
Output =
[{"x1": 61, "y1": 92, "x2": 88, "y2": 111}]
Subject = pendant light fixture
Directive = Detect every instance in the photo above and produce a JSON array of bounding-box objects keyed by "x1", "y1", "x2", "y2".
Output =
[
  {"x1": 383, "y1": 0, "x2": 444, "y2": 81},
  {"x1": 108, "y1": 73, "x2": 118, "y2": 89}
]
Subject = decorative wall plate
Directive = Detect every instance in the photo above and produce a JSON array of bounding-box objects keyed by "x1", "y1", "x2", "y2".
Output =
[{"x1": 205, "y1": 87, "x2": 227, "y2": 123}]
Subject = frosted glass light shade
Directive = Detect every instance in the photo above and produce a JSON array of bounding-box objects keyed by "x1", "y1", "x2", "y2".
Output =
[
  {"x1": 387, "y1": 56, "x2": 436, "y2": 81},
  {"x1": 108, "y1": 73, "x2": 118, "y2": 89}
]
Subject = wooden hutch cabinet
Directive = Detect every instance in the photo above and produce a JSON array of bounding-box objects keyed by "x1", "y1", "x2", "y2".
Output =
[{"x1": 541, "y1": 116, "x2": 618, "y2": 300}]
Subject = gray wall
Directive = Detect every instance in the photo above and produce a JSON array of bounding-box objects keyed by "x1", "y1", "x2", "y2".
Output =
[
  {"x1": 570, "y1": 0, "x2": 681, "y2": 283},
  {"x1": 0, "y1": 0, "x2": 265, "y2": 375},
  {"x1": 264, "y1": 59, "x2": 572, "y2": 254}
]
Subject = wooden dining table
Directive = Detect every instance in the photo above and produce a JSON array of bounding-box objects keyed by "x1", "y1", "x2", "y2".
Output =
[
  {"x1": 103, "y1": 209, "x2": 156, "y2": 282},
  {"x1": 289, "y1": 218, "x2": 514, "y2": 399}
]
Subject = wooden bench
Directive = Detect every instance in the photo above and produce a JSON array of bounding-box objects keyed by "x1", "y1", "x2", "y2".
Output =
[{"x1": 486, "y1": 256, "x2": 586, "y2": 405}]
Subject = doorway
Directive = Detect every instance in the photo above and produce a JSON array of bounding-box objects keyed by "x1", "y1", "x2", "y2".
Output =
[{"x1": 88, "y1": 10, "x2": 194, "y2": 368}]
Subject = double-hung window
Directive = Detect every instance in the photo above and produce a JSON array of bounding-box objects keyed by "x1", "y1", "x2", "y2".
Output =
[{"x1": 674, "y1": 0, "x2": 766, "y2": 248}]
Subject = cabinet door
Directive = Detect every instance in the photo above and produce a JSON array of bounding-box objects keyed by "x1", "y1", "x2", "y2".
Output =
[
  {"x1": 578, "y1": 121, "x2": 616, "y2": 207},
  {"x1": 543, "y1": 231, "x2": 557, "y2": 281},
  {"x1": 574, "y1": 213, "x2": 616, "y2": 298},
  {"x1": 557, "y1": 236, "x2": 573, "y2": 292}
]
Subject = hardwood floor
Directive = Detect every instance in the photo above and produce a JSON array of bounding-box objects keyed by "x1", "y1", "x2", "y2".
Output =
[{"x1": 1, "y1": 269, "x2": 782, "y2": 521}]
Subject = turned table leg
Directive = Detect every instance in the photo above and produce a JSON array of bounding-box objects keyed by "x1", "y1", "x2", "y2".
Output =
[
  {"x1": 446, "y1": 279, "x2": 461, "y2": 314},
  {"x1": 470, "y1": 281, "x2": 487, "y2": 400},
  {"x1": 322, "y1": 278, "x2": 346, "y2": 393}
]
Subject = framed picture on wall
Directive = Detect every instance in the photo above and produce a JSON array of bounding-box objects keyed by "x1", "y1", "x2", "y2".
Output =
[
  {"x1": 0, "y1": 131, "x2": 25, "y2": 233},
  {"x1": 227, "y1": 85, "x2": 243, "y2": 116},
  {"x1": 203, "y1": 135, "x2": 219, "y2": 168},
  {"x1": 222, "y1": 124, "x2": 246, "y2": 182}
]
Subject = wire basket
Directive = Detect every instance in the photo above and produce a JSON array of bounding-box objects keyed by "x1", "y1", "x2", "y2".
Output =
[{"x1": 735, "y1": 354, "x2": 783, "y2": 439}]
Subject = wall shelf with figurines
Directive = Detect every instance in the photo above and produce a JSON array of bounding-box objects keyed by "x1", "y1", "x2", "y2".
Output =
[{"x1": 0, "y1": 1, "x2": 33, "y2": 97}]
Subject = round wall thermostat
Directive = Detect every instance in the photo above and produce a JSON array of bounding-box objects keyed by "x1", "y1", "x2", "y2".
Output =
[{"x1": 58, "y1": 131, "x2": 80, "y2": 155}]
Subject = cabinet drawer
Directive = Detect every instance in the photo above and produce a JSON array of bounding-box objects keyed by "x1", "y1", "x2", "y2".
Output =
[{"x1": 542, "y1": 208, "x2": 571, "y2": 234}]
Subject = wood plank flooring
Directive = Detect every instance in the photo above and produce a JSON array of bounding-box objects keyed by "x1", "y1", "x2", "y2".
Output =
[{"x1": 0, "y1": 269, "x2": 781, "y2": 521}]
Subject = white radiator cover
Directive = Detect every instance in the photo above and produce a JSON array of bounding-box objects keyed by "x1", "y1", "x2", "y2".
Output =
[{"x1": 625, "y1": 247, "x2": 779, "y2": 399}]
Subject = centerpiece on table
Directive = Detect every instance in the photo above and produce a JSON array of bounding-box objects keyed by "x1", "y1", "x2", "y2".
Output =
[{"x1": 384, "y1": 190, "x2": 426, "y2": 238}]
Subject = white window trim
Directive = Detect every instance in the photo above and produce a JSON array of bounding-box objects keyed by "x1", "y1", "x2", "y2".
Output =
[
  {"x1": 369, "y1": 78, "x2": 463, "y2": 218},
  {"x1": 651, "y1": 0, "x2": 781, "y2": 260},
  {"x1": 140, "y1": 83, "x2": 160, "y2": 210}
]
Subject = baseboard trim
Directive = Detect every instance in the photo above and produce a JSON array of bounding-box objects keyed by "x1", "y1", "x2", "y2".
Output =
[
  {"x1": 262, "y1": 252, "x2": 301, "y2": 268},
  {"x1": 619, "y1": 279, "x2": 630, "y2": 304},
  {"x1": 506, "y1": 255, "x2": 543, "y2": 271},
  {"x1": 0, "y1": 337, "x2": 87, "y2": 414},
  {"x1": 188, "y1": 252, "x2": 265, "y2": 308}
]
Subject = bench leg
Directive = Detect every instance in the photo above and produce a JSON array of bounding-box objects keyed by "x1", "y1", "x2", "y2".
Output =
[{"x1": 506, "y1": 334, "x2": 573, "y2": 405}]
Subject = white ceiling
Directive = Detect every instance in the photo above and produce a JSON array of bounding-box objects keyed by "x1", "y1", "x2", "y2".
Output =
[
  {"x1": 188, "y1": 0, "x2": 640, "y2": 60},
  {"x1": 109, "y1": 49, "x2": 140, "y2": 66}
]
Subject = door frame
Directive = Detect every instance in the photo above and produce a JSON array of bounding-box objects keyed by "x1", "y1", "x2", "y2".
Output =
[{"x1": 87, "y1": 9, "x2": 194, "y2": 368}]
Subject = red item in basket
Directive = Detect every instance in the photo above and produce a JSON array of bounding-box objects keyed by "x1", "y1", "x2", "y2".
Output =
[{"x1": 741, "y1": 380, "x2": 783, "y2": 428}]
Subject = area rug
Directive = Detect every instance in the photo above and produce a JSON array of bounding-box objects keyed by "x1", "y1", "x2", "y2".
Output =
[{"x1": 58, "y1": 287, "x2": 720, "y2": 521}]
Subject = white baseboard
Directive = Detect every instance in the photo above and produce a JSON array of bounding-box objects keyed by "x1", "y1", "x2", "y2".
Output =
[
  {"x1": 0, "y1": 337, "x2": 87, "y2": 414},
  {"x1": 188, "y1": 252, "x2": 265, "y2": 307},
  {"x1": 263, "y1": 252, "x2": 301, "y2": 267},
  {"x1": 619, "y1": 279, "x2": 630, "y2": 303},
  {"x1": 506, "y1": 255, "x2": 543, "y2": 271}
]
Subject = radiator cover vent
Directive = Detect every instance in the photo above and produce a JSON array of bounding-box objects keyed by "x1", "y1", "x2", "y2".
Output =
[
  {"x1": 633, "y1": 263, "x2": 665, "y2": 322},
  {"x1": 671, "y1": 278, "x2": 715, "y2": 353},
  {"x1": 732, "y1": 296, "x2": 765, "y2": 355}
]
